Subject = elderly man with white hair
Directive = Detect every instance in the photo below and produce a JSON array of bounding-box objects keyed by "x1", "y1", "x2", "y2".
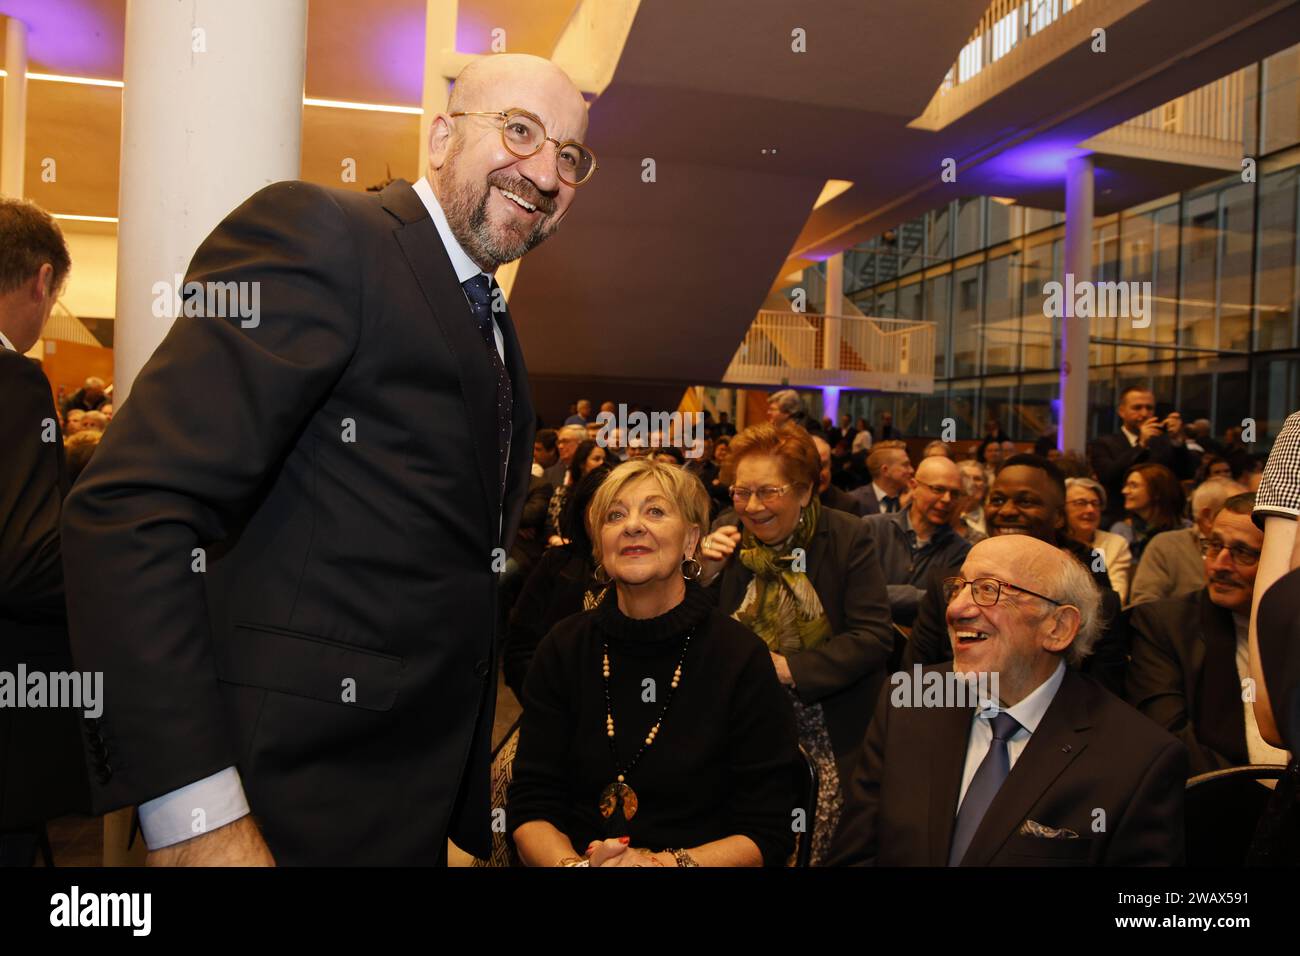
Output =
[
  {"x1": 829, "y1": 535, "x2": 1187, "y2": 866},
  {"x1": 1128, "y1": 476, "x2": 1247, "y2": 607}
]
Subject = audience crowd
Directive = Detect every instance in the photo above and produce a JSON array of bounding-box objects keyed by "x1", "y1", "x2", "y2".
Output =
[{"x1": 4, "y1": 194, "x2": 1298, "y2": 868}]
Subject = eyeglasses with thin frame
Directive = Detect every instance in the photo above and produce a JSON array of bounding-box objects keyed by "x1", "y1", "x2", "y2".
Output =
[
  {"x1": 943, "y1": 576, "x2": 1064, "y2": 608},
  {"x1": 449, "y1": 108, "x2": 598, "y2": 186},
  {"x1": 1200, "y1": 538, "x2": 1261, "y2": 568},
  {"x1": 917, "y1": 481, "x2": 962, "y2": 500},
  {"x1": 1065, "y1": 497, "x2": 1101, "y2": 511},
  {"x1": 731, "y1": 484, "x2": 794, "y2": 506}
]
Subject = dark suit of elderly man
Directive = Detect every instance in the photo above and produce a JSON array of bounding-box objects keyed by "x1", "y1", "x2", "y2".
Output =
[
  {"x1": 1127, "y1": 493, "x2": 1289, "y2": 776},
  {"x1": 61, "y1": 54, "x2": 593, "y2": 865},
  {"x1": 829, "y1": 536, "x2": 1187, "y2": 866}
]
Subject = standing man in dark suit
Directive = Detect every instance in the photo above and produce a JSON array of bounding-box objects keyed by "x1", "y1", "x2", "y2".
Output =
[
  {"x1": 1089, "y1": 387, "x2": 1195, "y2": 528},
  {"x1": 829, "y1": 536, "x2": 1187, "y2": 866},
  {"x1": 0, "y1": 199, "x2": 89, "y2": 864},
  {"x1": 60, "y1": 54, "x2": 593, "y2": 865},
  {"x1": 1127, "y1": 493, "x2": 1290, "y2": 775}
]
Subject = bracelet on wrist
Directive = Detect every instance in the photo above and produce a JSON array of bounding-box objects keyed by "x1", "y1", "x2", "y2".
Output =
[
  {"x1": 557, "y1": 856, "x2": 590, "y2": 867},
  {"x1": 667, "y1": 847, "x2": 698, "y2": 867}
]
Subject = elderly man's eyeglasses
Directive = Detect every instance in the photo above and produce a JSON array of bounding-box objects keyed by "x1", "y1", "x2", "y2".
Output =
[
  {"x1": 731, "y1": 484, "x2": 793, "y2": 505},
  {"x1": 449, "y1": 108, "x2": 597, "y2": 186},
  {"x1": 943, "y1": 576, "x2": 1064, "y2": 608},
  {"x1": 1200, "y1": 538, "x2": 1261, "y2": 567},
  {"x1": 918, "y1": 481, "x2": 962, "y2": 500}
]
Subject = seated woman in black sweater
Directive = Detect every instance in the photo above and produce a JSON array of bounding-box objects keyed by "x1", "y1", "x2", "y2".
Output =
[{"x1": 508, "y1": 459, "x2": 798, "y2": 867}]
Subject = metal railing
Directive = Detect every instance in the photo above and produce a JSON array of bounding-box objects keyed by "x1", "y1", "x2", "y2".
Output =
[
  {"x1": 942, "y1": 0, "x2": 1085, "y2": 92},
  {"x1": 723, "y1": 311, "x2": 937, "y2": 393},
  {"x1": 1085, "y1": 67, "x2": 1250, "y2": 160}
]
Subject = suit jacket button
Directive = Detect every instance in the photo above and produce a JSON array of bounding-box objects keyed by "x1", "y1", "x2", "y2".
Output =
[{"x1": 474, "y1": 659, "x2": 491, "y2": 680}]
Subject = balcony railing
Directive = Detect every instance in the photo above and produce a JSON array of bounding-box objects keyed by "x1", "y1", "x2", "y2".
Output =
[
  {"x1": 1081, "y1": 67, "x2": 1250, "y2": 166},
  {"x1": 723, "y1": 311, "x2": 936, "y2": 393},
  {"x1": 942, "y1": 0, "x2": 1086, "y2": 92}
]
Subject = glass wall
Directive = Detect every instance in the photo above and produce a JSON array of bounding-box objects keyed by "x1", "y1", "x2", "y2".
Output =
[{"x1": 798, "y1": 47, "x2": 1300, "y2": 448}]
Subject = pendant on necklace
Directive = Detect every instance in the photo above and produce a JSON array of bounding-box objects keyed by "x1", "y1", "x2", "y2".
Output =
[{"x1": 599, "y1": 781, "x2": 639, "y2": 820}]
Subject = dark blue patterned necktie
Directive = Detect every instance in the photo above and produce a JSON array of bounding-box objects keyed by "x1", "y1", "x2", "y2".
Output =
[
  {"x1": 460, "y1": 274, "x2": 512, "y2": 498},
  {"x1": 882, "y1": 495, "x2": 900, "y2": 513},
  {"x1": 948, "y1": 710, "x2": 1023, "y2": 866}
]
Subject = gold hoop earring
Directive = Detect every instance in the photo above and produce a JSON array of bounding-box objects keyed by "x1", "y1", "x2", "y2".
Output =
[
  {"x1": 681, "y1": 557, "x2": 702, "y2": 581},
  {"x1": 593, "y1": 564, "x2": 612, "y2": 587}
]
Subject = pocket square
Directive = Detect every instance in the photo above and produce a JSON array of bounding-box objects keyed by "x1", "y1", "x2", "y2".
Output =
[{"x1": 1019, "y1": 819, "x2": 1079, "y2": 840}]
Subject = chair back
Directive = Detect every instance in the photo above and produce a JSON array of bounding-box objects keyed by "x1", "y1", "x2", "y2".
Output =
[
  {"x1": 792, "y1": 744, "x2": 819, "y2": 867},
  {"x1": 1185, "y1": 764, "x2": 1293, "y2": 865}
]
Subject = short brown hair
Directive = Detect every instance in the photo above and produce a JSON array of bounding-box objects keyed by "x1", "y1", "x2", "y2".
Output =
[
  {"x1": 0, "y1": 199, "x2": 71, "y2": 295},
  {"x1": 727, "y1": 422, "x2": 820, "y2": 490},
  {"x1": 867, "y1": 440, "x2": 909, "y2": 479},
  {"x1": 586, "y1": 459, "x2": 710, "y2": 567}
]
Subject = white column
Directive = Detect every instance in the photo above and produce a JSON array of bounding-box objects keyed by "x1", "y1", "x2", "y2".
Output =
[
  {"x1": 114, "y1": 0, "x2": 307, "y2": 401},
  {"x1": 1060, "y1": 155, "x2": 1093, "y2": 455},
  {"x1": 418, "y1": 0, "x2": 458, "y2": 176},
  {"x1": 823, "y1": 253, "x2": 843, "y2": 371},
  {"x1": 1, "y1": 17, "x2": 28, "y2": 198}
]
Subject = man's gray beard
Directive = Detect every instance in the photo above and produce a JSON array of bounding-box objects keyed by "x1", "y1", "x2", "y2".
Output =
[{"x1": 439, "y1": 167, "x2": 555, "y2": 272}]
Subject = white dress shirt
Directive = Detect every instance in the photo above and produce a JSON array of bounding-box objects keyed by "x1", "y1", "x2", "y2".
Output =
[
  {"x1": 139, "y1": 177, "x2": 510, "y2": 850},
  {"x1": 957, "y1": 661, "x2": 1066, "y2": 809},
  {"x1": 1233, "y1": 614, "x2": 1291, "y2": 767},
  {"x1": 0, "y1": 329, "x2": 15, "y2": 351}
]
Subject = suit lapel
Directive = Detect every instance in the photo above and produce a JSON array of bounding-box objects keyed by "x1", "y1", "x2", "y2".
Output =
[
  {"x1": 496, "y1": 303, "x2": 535, "y2": 550},
  {"x1": 961, "y1": 669, "x2": 1090, "y2": 865},
  {"x1": 807, "y1": 509, "x2": 832, "y2": 596},
  {"x1": 381, "y1": 180, "x2": 499, "y2": 533},
  {"x1": 1197, "y1": 590, "x2": 1249, "y2": 764},
  {"x1": 928, "y1": 676, "x2": 976, "y2": 865}
]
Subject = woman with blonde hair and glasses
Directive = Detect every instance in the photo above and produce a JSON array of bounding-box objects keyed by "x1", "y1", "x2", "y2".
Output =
[
  {"x1": 508, "y1": 459, "x2": 797, "y2": 867},
  {"x1": 698, "y1": 422, "x2": 893, "y2": 864}
]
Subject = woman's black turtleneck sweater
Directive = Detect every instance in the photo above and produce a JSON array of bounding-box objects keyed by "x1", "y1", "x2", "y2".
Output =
[{"x1": 507, "y1": 580, "x2": 798, "y2": 865}]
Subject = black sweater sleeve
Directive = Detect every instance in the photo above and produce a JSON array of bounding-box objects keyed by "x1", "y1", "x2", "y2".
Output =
[
  {"x1": 507, "y1": 622, "x2": 580, "y2": 839},
  {"x1": 723, "y1": 628, "x2": 799, "y2": 865}
]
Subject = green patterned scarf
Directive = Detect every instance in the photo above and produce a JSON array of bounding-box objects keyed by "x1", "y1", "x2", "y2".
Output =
[{"x1": 732, "y1": 496, "x2": 832, "y2": 656}]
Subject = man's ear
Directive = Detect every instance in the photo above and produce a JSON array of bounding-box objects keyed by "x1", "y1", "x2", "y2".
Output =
[
  {"x1": 30, "y1": 263, "x2": 54, "y2": 304},
  {"x1": 427, "y1": 114, "x2": 455, "y2": 172},
  {"x1": 1041, "y1": 605, "x2": 1080, "y2": 654}
]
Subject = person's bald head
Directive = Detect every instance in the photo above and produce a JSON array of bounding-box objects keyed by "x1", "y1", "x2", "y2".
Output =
[
  {"x1": 908, "y1": 456, "x2": 963, "y2": 533},
  {"x1": 428, "y1": 55, "x2": 589, "y2": 273},
  {"x1": 946, "y1": 536, "x2": 1101, "y2": 706}
]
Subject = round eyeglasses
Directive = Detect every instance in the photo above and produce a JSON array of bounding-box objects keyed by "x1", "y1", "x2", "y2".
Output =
[
  {"x1": 450, "y1": 108, "x2": 597, "y2": 186},
  {"x1": 943, "y1": 576, "x2": 1064, "y2": 608}
]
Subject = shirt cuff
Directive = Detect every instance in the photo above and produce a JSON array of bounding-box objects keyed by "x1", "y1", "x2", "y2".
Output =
[{"x1": 137, "y1": 766, "x2": 251, "y2": 850}]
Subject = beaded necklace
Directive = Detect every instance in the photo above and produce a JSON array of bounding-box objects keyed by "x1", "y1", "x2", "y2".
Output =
[{"x1": 598, "y1": 630, "x2": 693, "y2": 821}]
